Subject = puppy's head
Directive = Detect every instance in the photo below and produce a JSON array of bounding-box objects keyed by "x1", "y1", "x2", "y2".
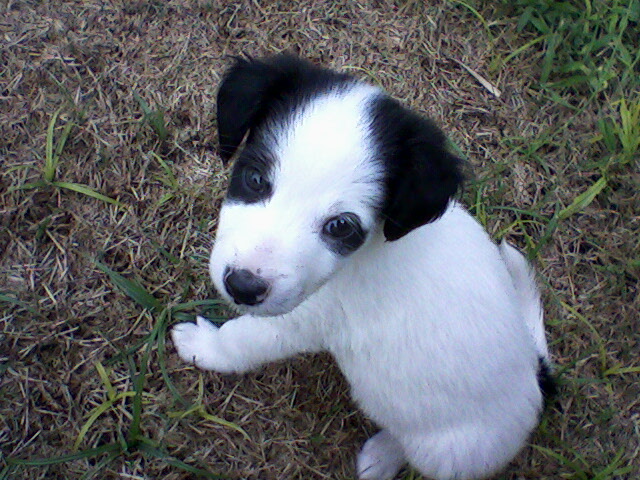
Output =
[{"x1": 210, "y1": 55, "x2": 463, "y2": 315}]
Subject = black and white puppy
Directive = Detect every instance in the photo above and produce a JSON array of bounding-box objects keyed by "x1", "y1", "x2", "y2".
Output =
[{"x1": 172, "y1": 55, "x2": 552, "y2": 480}]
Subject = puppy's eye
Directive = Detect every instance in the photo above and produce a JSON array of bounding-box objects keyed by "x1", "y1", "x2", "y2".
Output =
[
  {"x1": 322, "y1": 213, "x2": 366, "y2": 255},
  {"x1": 324, "y1": 215, "x2": 357, "y2": 238},
  {"x1": 242, "y1": 166, "x2": 268, "y2": 194}
]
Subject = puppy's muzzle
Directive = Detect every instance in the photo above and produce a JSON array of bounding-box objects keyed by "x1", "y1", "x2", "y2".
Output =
[{"x1": 223, "y1": 267, "x2": 270, "y2": 306}]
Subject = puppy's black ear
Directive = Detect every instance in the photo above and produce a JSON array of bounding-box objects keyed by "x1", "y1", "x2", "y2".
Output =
[
  {"x1": 217, "y1": 54, "x2": 340, "y2": 163},
  {"x1": 216, "y1": 56, "x2": 275, "y2": 162},
  {"x1": 371, "y1": 97, "x2": 464, "y2": 241}
]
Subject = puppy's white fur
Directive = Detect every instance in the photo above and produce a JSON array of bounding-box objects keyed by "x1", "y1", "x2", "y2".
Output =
[{"x1": 172, "y1": 56, "x2": 550, "y2": 480}]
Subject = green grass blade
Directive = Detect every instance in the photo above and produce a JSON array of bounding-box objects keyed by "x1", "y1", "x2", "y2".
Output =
[
  {"x1": 149, "y1": 111, "x2": 168, "y2": 142},
  {"x1": 592, "y1": 449, "x2": 632, "y2": 480},
  {"x1": 157, "y1": 309, "x2": 188, "y2": 406},
  {"x1": 171, "y1": 299, "x2": 225, "y2": 312},
  {"x1": 197, "y1": 409, "x2": 251, "y2": 441},
  {"x1": 531, "y1": 445, "x2": 588, "y2": 478},
  {"x1": 168, "y1": 405, "x2": 250, "y2": 441},
  {"x1": 52, "y1": 181, "x2": 124, "y2": 208},
  {"x1": 74, "y1": 400, "x2": 114, "y2": 450},
  {"x1": 133, "y1": 91, "x2": 151, "y2": 116},
  {"x1": 603, "y1": 365, "x2": 640, "y2": 376},
  {"x1": 94, "y1": 361, "x2": 116, "y2": 401},
  {"x1": 150, "y1": 152, "x2": 180, "y2": 190},
  {"x1": 0, "y1": 293, "x2": 41, "y2": 316},
  {"x1": 157, "y1": 192, "x2": 175, "y2": 206},
  {"x1": 557, "y1": 176, "x2": 607, "y2": 220},
  {"x1": 498, "y1": 35, "x2": 547, "y2": 69},
  {"x1": 450, "y1": 0, "x2": 491, "y2": 39},
  {"x1": 617, "y1": 97, "x2": 640, "y2": 158},
  {"x1": 44, "y1": 108, "x2": 62, "y2": 182},
  {"x1": 93, "y1": 260, "x2": 162, "y2": 312},
  {"x1": 137, "y1": 443, "x2": 227, "y2": 479},
  {"x1": 127, "y1": 309, "x2": 165, "y2": 444},
  {"x1": 540, "y1": 33, "x2": 560, "y2": 83},
  {"x1": 74, "y1": 391, "x2": 136, "y2": 450},
  {"x1": 54, "y1": 120, "x2": 73, "y2": 167},
  {"x1": 9, "y1": 180, "x2": 49, "y2": 192},
  {"x1": 168, "y1": 404, "x2": 200, "y2": 418},
  {"x1": 149, "y1": 239, "x2": 181, "y2": 265},
  {"x1": 7, "y1": 443, "x2": 121, "y2": 467},
  {"x1": 528, "y1": 211, "x2": 560, "y2": 260},
  {"x1": 133, "y1": 91, "x2": 168, "y2": 141}
]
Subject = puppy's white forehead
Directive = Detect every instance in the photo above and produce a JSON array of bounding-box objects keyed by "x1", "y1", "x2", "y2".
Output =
[{"x1": 266, "y1": 84, "x2": 384, "y2": 217}]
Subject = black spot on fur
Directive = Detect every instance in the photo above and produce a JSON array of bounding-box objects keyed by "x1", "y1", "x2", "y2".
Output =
[
  {"x1": 537, "y1": 357, "x2": 558, "y2": 402},
  {"x1": 367, "y1": 96, "x2": 464, "y2": 241}
]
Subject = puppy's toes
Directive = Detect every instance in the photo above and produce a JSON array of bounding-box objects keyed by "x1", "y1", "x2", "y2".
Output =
[
  {"x1": 357, "y1": 430, "x2": 405, "y2": 480},
  {"x1": 171, "y1": 316, "x2": 220, "y2": 368}
]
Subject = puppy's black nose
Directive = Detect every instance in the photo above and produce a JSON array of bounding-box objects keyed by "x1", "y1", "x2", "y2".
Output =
[{"x1": 223, "y1": 268, "x2": 269, "y2": 306}]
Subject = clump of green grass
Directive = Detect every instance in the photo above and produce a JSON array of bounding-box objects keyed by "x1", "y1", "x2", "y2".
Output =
[
  {"x1": 12, "y1": 108, "x2": 123, "y2": 208},
  {"x1": 595, "y1": 96, "x2": 640, "y2": 169},
  {"x1": 496, "y1": 0, "x2": 640, "y2": 158},
  {"x1": 148, "y1": 151, "x2": 185, "y2": 206},
  {"x1": 134, "y1": 92, "x2": 169, "y2": 142},
  {"x1": 490, "y1": 0, "x2": 639, "y2": 175},
  {"x1": 499, "y1": 0, "x2": 640, "y2": 96},
  {"x1": 532, "y1": 444, "x2": 635, "y2": 479},
  {"x1": 478, "y1": 0, "x2": 640, "y2": 252}
]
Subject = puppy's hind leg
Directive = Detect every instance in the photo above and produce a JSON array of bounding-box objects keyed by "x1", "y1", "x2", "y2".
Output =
[
  {"x1": 400, "y1": 424, "x2": 527, "y2": 480},
  {"x1": 357, "y1": 430, "x2": 405, "y2": 480}
]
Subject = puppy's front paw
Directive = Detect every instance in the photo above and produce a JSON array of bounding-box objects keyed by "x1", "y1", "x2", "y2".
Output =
[{"x1": 171, "y1": 316, "x2": 233, "y2": 372}]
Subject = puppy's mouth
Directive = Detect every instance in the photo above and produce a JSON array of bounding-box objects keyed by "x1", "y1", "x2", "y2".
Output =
[{"x1": 225, "y1": 287, "x2": 305, "y2": 318}]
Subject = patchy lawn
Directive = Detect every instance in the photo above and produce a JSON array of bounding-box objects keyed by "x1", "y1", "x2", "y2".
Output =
[{"x1": 1, "y1": 1, "x2": 638, "y2": 479}]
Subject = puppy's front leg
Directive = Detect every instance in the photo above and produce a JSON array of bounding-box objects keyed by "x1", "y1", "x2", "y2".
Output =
[{"x1": 171, "y1": 313, "x2": 323, "y2": 374}]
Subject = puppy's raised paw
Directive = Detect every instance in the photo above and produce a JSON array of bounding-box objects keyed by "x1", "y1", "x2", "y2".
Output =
[{"x1": 171, "y1": 316, "x2": 231, "y2": 372}]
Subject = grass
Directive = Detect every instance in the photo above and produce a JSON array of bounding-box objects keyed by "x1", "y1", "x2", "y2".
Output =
[
  {"x1": 11, "y1": 108, "x2": 124, "y2": 208},
  {"x1": 512, "y1": 0, "x2": 639, "y2": 93},
  {"x1": 2, "y1": 263, "x2": 226, "y2": 480},
  {"x1": 1, "y1": 0, "x2": 639, "y2": 478},
  {"x1": 597, "y1": 97, "x2": 640, "y2": 169},
  {"x1": 133, "y1": 92, "x2": 170, "y2": 143}
]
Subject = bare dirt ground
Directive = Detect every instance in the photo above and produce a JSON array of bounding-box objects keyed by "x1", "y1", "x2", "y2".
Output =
[{"x1": 1, "y1": 1, "x2": 638, "y2": 479}]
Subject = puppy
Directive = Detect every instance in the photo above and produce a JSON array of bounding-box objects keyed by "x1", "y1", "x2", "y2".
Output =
[{"x1": 171, "y1": 54, "x2": 553, "y2": 480}]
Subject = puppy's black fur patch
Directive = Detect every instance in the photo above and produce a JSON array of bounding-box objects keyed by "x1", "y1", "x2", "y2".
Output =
[
  {"x1": 217, "y1": 54, "x2": 353, "y2": 162},
  {"x1": 368, "y1": 96, "x2": 464, "y2": 241},
  {"x1": 226, "y1": 147, "x2": 274, "y2": 203},
  {"x1": 537, "y1": 357, "x2": 557, "y2": 401}
]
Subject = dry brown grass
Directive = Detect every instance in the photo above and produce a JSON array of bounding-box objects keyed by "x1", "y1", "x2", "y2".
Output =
[{"x1": 1, "y1": 1, "x2": 638, "y2": 479}]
